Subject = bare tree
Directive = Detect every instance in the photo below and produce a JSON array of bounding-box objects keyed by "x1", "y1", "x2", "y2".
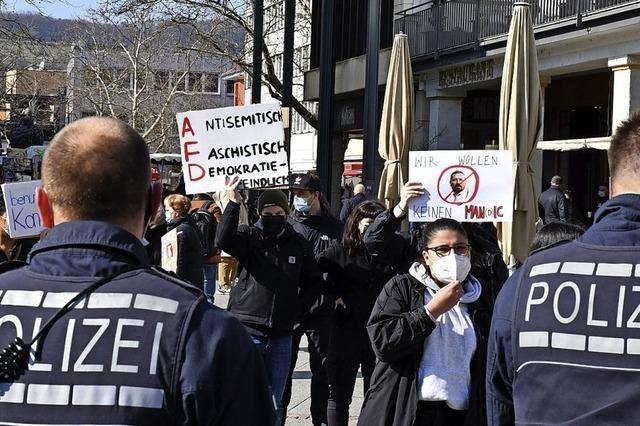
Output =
[
  {"x1": 117, "y1": 0, "x2": 319, "y2": 130},
  {"x1": 66, "y1": 1, "x2": 231, "y2": 152}
]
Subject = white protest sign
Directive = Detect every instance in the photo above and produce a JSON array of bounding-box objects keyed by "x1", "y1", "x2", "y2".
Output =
[
  {"x1": 408, "y1": 150, "x2": 513, "y2": 222},
  {"x1": 161, "y1": 228, "x2": 179, "y2": 273},
  {"x1": 2, "y1": 180, "x2": 43, "y2": 238},
  {"x1": 176, "y1": 102, "x2": 289, "y2": 194}
]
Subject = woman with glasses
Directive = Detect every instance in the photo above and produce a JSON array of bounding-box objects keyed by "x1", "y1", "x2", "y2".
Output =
[{"x1": 358, "y1": 217, "x2": 486, "y2": 426}]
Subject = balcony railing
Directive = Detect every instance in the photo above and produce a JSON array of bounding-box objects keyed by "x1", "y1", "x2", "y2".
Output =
[{"x1": 395, "y1": 0, "x2": 638, "y2": 58}]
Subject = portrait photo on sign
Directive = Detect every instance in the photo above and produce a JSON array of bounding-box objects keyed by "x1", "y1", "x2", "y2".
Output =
[{"x1": 408, "y1": 150, "x2": 513, "y2": 223}]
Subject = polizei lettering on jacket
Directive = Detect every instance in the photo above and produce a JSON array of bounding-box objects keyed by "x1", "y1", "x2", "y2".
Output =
[
  {"x1": 0, "y1": 291, "x2": 177, "y2": 381},
  {"x1": 519, "y1": 261, "x2": 640, "y2": 356}
]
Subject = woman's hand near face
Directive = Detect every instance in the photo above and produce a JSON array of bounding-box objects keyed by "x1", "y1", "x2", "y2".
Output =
[{"x1": 425, "y1": 280, "x2": 463, "y2": 318}]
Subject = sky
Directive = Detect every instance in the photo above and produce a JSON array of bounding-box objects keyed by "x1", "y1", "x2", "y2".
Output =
[{"x1": 7, "y1": 0, "x2": 100, "y2": 19}]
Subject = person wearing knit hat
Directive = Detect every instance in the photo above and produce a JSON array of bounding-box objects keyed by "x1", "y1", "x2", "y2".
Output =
[
  {"x1": 216, "y1": 176, "x2": 324, "y2": 426},
  {"x1": 258, "y1": 189, "x2": 290, "y2": 215}
]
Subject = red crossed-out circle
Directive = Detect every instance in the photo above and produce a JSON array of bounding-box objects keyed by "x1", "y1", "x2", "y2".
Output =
[{"x1": 437, "y1": 165, "x2": 480, "y2": 205}]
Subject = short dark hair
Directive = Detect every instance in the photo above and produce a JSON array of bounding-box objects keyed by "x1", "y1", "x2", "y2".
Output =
[
  {"x1": 342, "y1": 200, "x2": 386, "y2": 256},
  {"x1": 42, "y1": 118, "x2": 150, "y2": 222},
  {"x1": 610, "y1": 112, "x2": 640, "y2": 183},
  {"x1": 529, "y1": 222, "x2": 585, "y2": 253}
]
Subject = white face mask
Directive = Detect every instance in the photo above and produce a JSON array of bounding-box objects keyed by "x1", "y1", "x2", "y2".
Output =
[{"x1": 429, "y1": 253, "x2": 471, "y2": 285}]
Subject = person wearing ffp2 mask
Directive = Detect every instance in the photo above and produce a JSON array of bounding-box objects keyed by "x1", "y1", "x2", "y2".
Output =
[{"x1": 358, "y1": 218, "x2": 486, "y2": 426}]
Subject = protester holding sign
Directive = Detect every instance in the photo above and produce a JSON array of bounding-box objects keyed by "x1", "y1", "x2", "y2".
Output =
[
  {"x1": 361, "y1": 182, "x2": 506, "y2": 426},
  {"x1": 216, "y1": 176, "x2": 323, "y2": 426},
  {"x1": 164, "y1": 194, "x2": 204, "y2": 289}
]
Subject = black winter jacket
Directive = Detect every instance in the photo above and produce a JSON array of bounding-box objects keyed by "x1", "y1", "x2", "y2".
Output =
[
  {"x1": 358, "y1": 273, "x2": 489, "y2": 426},
  {"x1": 317, "y1": 242, "x2": 395, "y2": 331},
  {"x1": 289, "y1": 209, "x2": 343, "y2": 318},
  {"x1": 166, "y1": 216, "x2": 204, "y2": 289},
  {"x1": 362, "y1": 209, "x2": 507, "y2": 425},
  {"x1": 538, "y1": 185, "x2": 567, "y2": 224},
  {"x1": 217, "y1": 201, "x2": 322, "y2": 336}
]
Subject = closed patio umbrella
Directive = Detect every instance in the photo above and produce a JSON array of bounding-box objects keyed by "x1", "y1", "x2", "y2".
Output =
[
  {"x1": 498, "y1": 1, "x2": 542, "y2": 267},
  {"x1": 378, "y1": 33, "x2": 414, "y2": 208}
]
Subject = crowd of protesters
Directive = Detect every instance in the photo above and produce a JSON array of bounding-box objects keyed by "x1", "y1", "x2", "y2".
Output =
[{"x1": 5, "y1": 113, "x2": 640, "y2": 426}]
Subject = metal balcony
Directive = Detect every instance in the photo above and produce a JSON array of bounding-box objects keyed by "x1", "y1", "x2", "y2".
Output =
[{"x1": 395, "y1": 0, "x2": 640, "y2": 58}]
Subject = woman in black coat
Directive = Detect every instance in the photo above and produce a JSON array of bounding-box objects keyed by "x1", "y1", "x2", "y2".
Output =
[
  {"x1": 358, "y1": 218, "x2": 487, "y2": 426},
  {"x1": 318, "y1": 201, "x2": 396, "y2": 426},
  {"x1": 164, "y1": 194, "x2": 204, "y2": 289}
]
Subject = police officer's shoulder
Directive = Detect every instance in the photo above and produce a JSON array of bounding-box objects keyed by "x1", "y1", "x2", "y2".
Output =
[{"x1": 145, "y1": 266, "x2": 205, "y2": 296}]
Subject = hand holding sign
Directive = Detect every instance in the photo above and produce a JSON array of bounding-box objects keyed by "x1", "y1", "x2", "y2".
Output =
[
  {"x1": 224, "y1": 176, "x2": 242, "y2": 204},
  {"x1": 395, "y1": 181, "x2": 426, "y2": 218}
]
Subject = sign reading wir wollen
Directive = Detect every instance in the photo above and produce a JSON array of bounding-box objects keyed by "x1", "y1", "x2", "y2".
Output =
[
  {"x1": 176, "y1": 102, "x2": 289, "y2": 194},
  {"x1": 2, "y1": 180, "x2": 43, "y2": 238},
  {"x1": 408, "y1": 150, "x2": 513, "y2": 222}
]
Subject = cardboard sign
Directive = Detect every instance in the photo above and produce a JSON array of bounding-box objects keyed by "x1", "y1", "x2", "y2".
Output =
[
  {"x1": 176, "y1": 102, "x2": 289, "y2": 194},
  {"x1": 408, "y1": 150, "x2": 513, "y2": 222},
  {"x1": 2, "y1": 180, "x2": 43, "y2": 238},
  {"x1": 161, "y1": 228, "x2": 179, "y2": 273}
]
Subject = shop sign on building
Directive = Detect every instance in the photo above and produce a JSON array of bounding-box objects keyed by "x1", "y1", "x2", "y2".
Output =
[
  {"x1": 439, "y1": 60, "x2": 495, "y2": 89},
  {"x1": 408, "y1": 150, "x2": 513, "y2": 222}
]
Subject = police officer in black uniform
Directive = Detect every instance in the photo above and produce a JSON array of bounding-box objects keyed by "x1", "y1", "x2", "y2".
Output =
[
  {"x1": 487, "y1": 112, "x2": 640, "y2": 424},
  {"x1": 0, "y1": 117, "x2": 274, "y2": 425}
]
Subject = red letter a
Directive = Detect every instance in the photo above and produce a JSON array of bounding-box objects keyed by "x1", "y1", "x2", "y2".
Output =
[{"x1": 181, "y1": 117, "x2": 195, "y2": 138}]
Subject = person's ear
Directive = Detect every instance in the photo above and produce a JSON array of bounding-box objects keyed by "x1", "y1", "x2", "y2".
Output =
[{"x1": 36, "y1": 186, "x2": 54, "y2": 228}]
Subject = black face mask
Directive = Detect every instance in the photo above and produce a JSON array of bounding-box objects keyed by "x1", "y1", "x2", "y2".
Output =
[{"x1": 261, "y1": 215, "x2": 286, "y2": 237}]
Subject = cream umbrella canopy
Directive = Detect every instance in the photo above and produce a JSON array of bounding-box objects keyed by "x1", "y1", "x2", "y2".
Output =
[
  {"x1": 498, "y1": 1, "x2": 542, "y2": 266},
  {"x1": 378, "y1": 33, "x2": 414, "y2": 208}
]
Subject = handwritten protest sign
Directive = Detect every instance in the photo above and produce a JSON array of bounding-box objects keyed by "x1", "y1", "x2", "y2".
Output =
[
  {"x1": 408, "y1": 150, "x2": 513, "y2": 222},
  {"x1": 2, "y1": 180, "x2": 43, "y2": 238},
  {"x1": 161, "y1": 228, "x2": 179, "y2": 273},
  {"x1": 176, "y1": 102, "x2": 288, "y2": 194}
]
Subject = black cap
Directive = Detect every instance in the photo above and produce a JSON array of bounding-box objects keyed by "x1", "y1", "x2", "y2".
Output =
[
  {"x1": 290, "y1": 173, "x2": 321, "y2": 192},
  {"x1": 258, "y1": 190, "x2": 290, "y2": 214}
]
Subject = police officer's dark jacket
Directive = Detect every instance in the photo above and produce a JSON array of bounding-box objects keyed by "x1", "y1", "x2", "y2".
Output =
[
  {"x1": 289, "y1": 209, "x2": 343, "y2": 318},
  {"x1": 217, "y1": 201, "x2": 322, "y2": 336},
  {"x1": 487, "y1": 194, "x2": 640, "y2": 425},
  {"x1": 0, "y1": 221, "x2": 274, "y2": 425}
]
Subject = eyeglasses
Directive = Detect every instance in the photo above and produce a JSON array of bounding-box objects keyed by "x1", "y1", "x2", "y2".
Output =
[{"x1": 426, "y1": 244, "x2": 471, "y2": 257}]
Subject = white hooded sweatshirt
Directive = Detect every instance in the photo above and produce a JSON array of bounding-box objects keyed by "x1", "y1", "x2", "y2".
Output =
[{"x1": 409, "y1": 262, "x2": 481, "y2": 410}]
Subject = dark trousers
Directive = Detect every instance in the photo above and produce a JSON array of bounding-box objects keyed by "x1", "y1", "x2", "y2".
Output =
[
  {"x1": 327, "y1": 327, "x2": 375, "y2": 426},
  {"x1": 415, "y1": 401, "x2": 467, "y2": 426},
  {"x1": 282, "y1": 317, "x2": 330, "y2": 425}
]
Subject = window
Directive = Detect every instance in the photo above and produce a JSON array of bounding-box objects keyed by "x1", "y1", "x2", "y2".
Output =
[
  {"x1": 226, "y1": 80, "x2": 235, "y2": 96},
  {"x1": 203, "y1": 74, "x2": 220, "y2": 93},
  {"x1": 187, "y1": 72, "x2": 203, "y2": 92},
  {"x1": 154, "y1": 71, "x2": 173, "y2": 90}
]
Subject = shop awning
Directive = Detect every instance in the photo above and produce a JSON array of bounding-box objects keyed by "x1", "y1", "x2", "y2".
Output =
[
  {"x1": 536, "y1": 137, "x2": 610, "y2": 151},
  {"x1": 150, "y1": 153, "x2": 182, "y2": 163}
]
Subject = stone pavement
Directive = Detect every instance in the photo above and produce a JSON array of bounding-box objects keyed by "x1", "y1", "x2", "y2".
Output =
[{"x1": 214, "y1": 293, "x2": 364, "y2": 425}]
